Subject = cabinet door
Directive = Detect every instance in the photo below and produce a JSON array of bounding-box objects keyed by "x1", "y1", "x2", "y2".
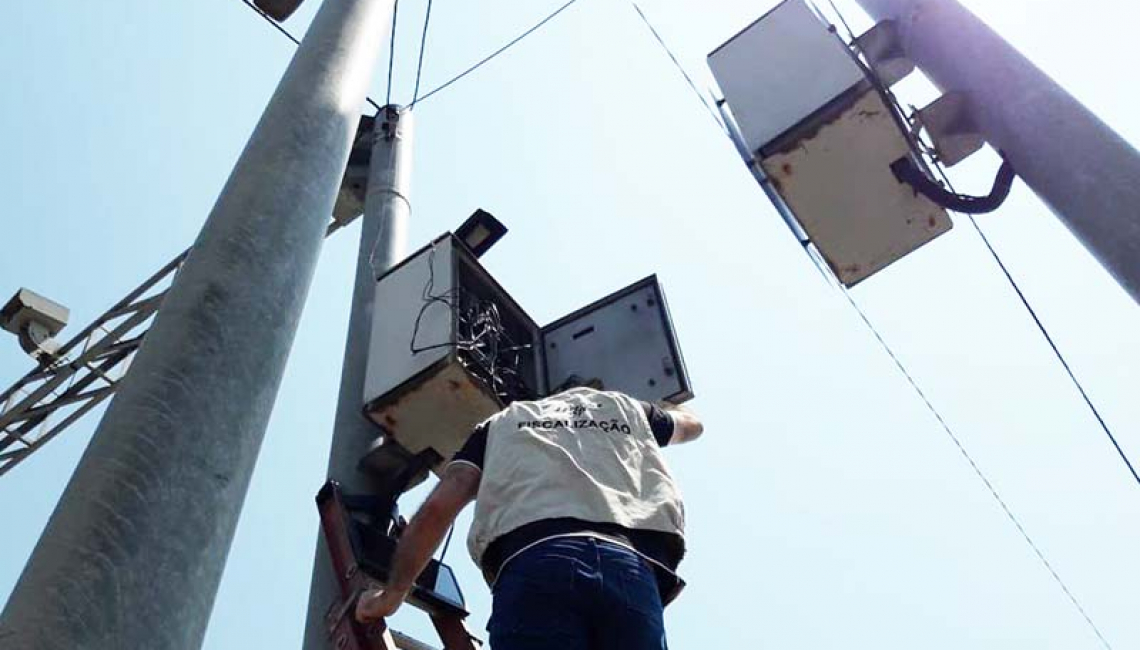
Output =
[{"x1": 542, "y1": 276, "x2": 693, "y2": 404}]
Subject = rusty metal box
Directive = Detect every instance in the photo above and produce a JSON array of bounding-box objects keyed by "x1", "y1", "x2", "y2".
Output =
[
  {"x1": 362, "y1": 235, "x2": 693, "y2": 469},
  {"x1": 759, "y1": 90, "x2": 952, "y2": 285},
  {"x1": 709, "y1": 0, "x2": 952, "y2": 286}
]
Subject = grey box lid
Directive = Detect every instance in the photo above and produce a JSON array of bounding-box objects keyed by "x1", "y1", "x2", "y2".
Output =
[{"x1": 709, "y1": 0, "x2": 865, "y2": 154}]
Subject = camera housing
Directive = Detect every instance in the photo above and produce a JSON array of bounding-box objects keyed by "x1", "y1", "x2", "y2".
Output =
[{"x1": 1, "y1": 289, "x2": 69, "y2": 359}]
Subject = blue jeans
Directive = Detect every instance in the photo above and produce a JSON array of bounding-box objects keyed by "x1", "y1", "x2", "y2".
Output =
[{"x1": 488, "y1": 536, "x2": 668, "y2": 650}]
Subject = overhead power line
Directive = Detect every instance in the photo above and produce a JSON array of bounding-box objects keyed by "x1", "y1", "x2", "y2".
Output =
[
  {"x1": 929, "y1": 162, "x2": 1140, "y2": 491},
  {"x1": 628, "y1": 1, "x2": 726, "y2": 134},
  {"x1": 412, "y1": 0, "x2": 434, "y2": 105},
  {"x1": 840, "y1": 289, "x2": 1114, "y2": 650},
  {"x1": 410, "y1": 0, "x2": 583, "y2": 107},
  {"x1": 386, "y1": 0, "x2": 401, "y2": 106}
]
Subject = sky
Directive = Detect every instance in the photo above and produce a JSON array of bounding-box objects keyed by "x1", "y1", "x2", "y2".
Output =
[{"x1": 2, "y1": 0, "x2": 1139, "y2": 648}]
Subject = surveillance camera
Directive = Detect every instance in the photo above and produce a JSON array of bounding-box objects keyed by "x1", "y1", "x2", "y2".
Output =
[{"x1": 1, "y1": 289, "x2": 69, "y2": 359}]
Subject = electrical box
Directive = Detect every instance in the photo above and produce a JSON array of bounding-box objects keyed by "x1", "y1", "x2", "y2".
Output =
[
  {"x1": 709, "y1": 0, "x2": 952, "y2": 286},
  {"x1": 708, "y1": 0, "x2": 866, "y2": 155},
  {"x1": 362, "y1": 234, "x2": 692, "y2": 470}
]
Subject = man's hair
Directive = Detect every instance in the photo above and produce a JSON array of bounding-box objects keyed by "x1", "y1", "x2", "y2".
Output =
[{"x1": 553, "y1": 374, "x2": 604, "y2": 393}]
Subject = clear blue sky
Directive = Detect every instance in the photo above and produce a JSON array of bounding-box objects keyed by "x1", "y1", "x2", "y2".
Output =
[{"x1": 2, "y1": 0, "x2": 1139, "y2": 648}]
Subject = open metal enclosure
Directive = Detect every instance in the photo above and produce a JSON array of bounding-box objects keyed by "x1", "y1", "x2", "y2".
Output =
[
  {"x1": 542, "y1": 276, "x2": 692, "y2": 404},
  {"x1": 709, "y1": 0, "x2": 952, "y2": 286},
  {"x1": 363, "y1": 235, "x2": 693, "y2": 469},
  {"x1": 363, "y1": 235, "x2": 541, "y2": 469}
]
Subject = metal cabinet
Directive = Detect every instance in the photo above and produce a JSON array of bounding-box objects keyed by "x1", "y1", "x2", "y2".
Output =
[{"x1": 362, "y1": 234, "x2": 692, "y2": 469}]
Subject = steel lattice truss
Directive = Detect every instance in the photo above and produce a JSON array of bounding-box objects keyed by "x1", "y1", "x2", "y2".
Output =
[{"x1": 0, "y1": 252, "x2": 188, "y2": 476}]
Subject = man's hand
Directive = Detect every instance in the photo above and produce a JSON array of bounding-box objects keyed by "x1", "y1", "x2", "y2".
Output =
[
  {"x1": 353, "y1": 463, "x2": 481, "y2": 625},
  {"x1": 355, "y1": 587, "x2": 409, "y2": 624}
]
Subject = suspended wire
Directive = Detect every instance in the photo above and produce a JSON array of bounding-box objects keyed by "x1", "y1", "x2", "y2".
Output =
[
  {"x1": 237, "y1": 0, "x2": 381, "y2": 111},
  {"x1": 840, "y1": 289, "x2": 1114, "y2": 650},
  {"x1": 628, "y1": 2, "x2": 728, "y2": 135},
  {"x1": 386, "y1": 0, "x2": 401, "y2": 106},
  {"x1": 411, "y1": 0, "x2": 434, "y2": 105},
  {"x1": 928, "y1": 163, "x2": 1140, "y2": 490},
  {"x1": 239, "y1": 0, "x2": 301, "y2": 45},
  {"x1": 410, "y1": 0, "x2": 583, "y2": 107}
]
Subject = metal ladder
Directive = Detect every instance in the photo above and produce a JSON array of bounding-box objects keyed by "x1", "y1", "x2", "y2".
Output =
[{"x1": 316, "y1": 481, "x2": 480, "y2": 650}]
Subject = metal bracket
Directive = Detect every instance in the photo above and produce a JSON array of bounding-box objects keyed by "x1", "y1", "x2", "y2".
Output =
[
  {"x1": 855, "y1": 20, "x2": 915, "y2": 87},
  {"x1": 916, "y1": 92, "x2": 986, "y2": 167},
  {"x1": 332, "y1": 115, "x2": 379, "y2": 229}
]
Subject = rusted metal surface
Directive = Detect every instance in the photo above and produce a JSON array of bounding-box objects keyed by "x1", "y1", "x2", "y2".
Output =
[
  {"x1": 367, "y1": 360, "x2": 501, "y2": 474},
  {"x1": 760, "y1": 90, "x2": 951, "y2": 286},
  {"x1": 430, "y1": 615, "x2": 480, "y2": 650}
]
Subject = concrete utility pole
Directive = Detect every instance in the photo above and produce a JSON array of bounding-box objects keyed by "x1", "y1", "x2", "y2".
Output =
[
  {"x1": 0, "y1": 1, "x2": 395, "y2": 648},
  {"x1": 302, "y1": 105, "x2": 414, "y2": 649},
  {"x1": 854, "y1": 0, "x2": 1140, "y2": 305}
]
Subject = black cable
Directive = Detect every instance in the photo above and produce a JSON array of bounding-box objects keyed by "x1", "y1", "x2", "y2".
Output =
[
  {"x1": 412, "y1": 0, "x2": 434, "y2": 105},
  {"x1": 410, "y1": 0, "x2": 583, "y2": 107},
  {"x1": 629, "y1": 1, "x2": 728, "y2": 135},
  {"x1": 891, "y1": 155, "x2": 1016, "y2": 214},
  {"x1": 238, "y1": 0, "x2": 381, "y2": 111},
  {"x1": 386, "y1": 0, "x2": 401, "y2": 107},
  {"x1": 840, "y1": 289, "x2": 1114, "y2": 650}
]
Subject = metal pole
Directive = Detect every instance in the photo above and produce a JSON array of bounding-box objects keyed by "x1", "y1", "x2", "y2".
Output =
[
  {"x1": 0, "y1": 1, "x2": 394, "y2": 648},
  {"x1": 301, "y1": 105, "x2": 414, "y2": 650},
  {"x1": 854, "y1": 0, "x2": 1140, "y2": 304}
]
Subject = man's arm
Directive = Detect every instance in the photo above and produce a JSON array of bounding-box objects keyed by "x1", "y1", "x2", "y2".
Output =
[
  {"x1": 356, "y1": 463, "x2": 481, "y2": 623},
  {"x1": 663, "y1": 403, "x2": 704, "y2": 444}
]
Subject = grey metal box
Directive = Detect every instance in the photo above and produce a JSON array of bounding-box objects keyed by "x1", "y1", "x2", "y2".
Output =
[
  {"x1": 708, "y1": 0, "x2": 865, "y2": 154},
  {"x1": 363, "y1": 235, "x2": 693, "y2": 469},
  {"x1": 543, "y1": 276, "x2": 691, "y2": 404}
]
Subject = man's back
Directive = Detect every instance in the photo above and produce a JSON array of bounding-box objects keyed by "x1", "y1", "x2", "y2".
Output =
[
  {"x1": 355, "y1": 386, "x2": 703, "y2": 650},
  {"x1": 464, "y1": 388, "x2": 686, "y2": 578}
]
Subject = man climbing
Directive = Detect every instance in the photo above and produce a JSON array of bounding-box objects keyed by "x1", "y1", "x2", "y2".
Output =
[{"x1": 355, "y1": 379, "x2": 703, "y2": 649}]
